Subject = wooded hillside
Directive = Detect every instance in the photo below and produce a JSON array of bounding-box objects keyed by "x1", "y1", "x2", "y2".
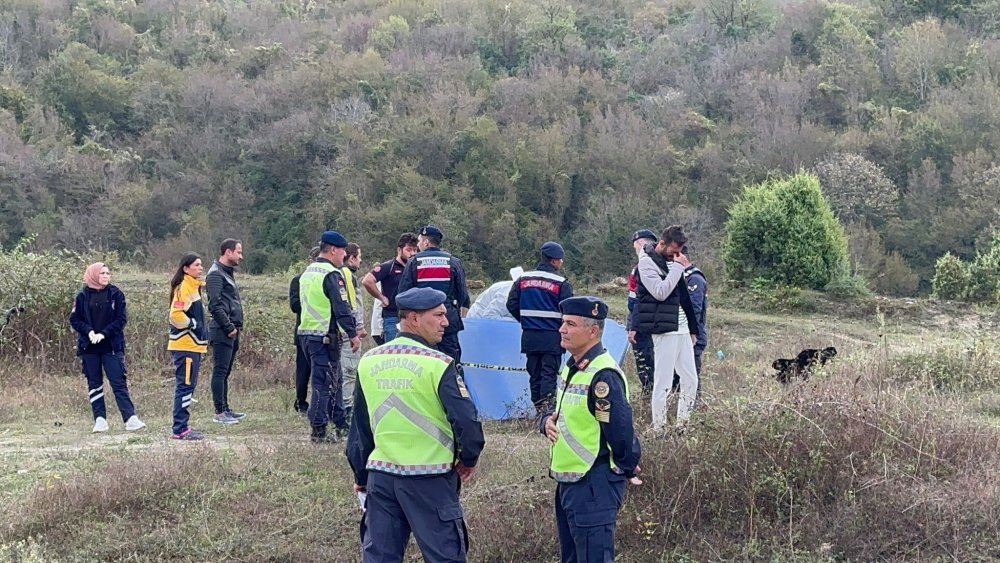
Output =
[{"x1": 2, "y1": 0, "x2": 999, "y2": 292}]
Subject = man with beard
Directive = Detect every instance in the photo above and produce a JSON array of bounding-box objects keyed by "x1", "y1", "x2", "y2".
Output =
[{"x1": 363, "y1": 233, "x2": 419, "y2": 343}]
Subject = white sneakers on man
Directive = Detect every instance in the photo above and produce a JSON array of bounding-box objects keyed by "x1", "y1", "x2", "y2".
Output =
[
  {"x1": 125, "y1": 415, "x2": 146, "y2": 431},
  {"x1": 92, "y1": 417, "x2": 109, "y2": 433}
]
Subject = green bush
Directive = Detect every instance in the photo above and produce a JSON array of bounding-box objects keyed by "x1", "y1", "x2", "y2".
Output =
[
  {"x1": 932, "y1": 251, "x2": 969, "y2": 300},
  {"x1": 964, "y1": 235, "x2": 1000, "y2": 303},
  {"x1": 723, "y1": 173, "x2": 849, "y2": 290}
]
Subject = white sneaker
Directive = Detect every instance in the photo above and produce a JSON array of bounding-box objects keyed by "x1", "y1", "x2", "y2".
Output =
[
  {"x1": 92, "y1": 417, "x2": 109, "y2": 433},
  {"x1": 125, "y1": 415, "x2": 146, "y2": 431}
]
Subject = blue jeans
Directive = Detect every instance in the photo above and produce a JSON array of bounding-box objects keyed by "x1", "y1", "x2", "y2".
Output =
[
  {"x1": 383, "y1": 316, "x2": 399, "y2": 342},
  {"x1": 81, "y1": 352, "x2": 135, "y2": 422}
]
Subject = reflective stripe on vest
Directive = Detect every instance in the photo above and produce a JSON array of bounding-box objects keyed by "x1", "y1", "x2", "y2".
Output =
[
  {"x1": 360, "y1": 338, "x2": 457, "y2": 476},
  {"x1": 549, "y1": 351, "x2": 630, "y2": 483},
  {"x1": 297, "y1": 262, "x2": 336, "y2": 336}
]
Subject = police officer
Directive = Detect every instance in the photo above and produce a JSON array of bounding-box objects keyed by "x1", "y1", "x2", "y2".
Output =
[
  {"x1": 297, "y1": 231, "x2": 361, "y2": 443},
  {"x1": 507, "y1": 241, "x2": 573, "y2": 410},
  {"x1": 672, "y1": 249, "x2": 709, "y2": 397},
  {"x1": 541, "y1": 296, "x2": 642, "y2": 563},
  {"x1": 627, "y1": 230, "x2": 657, "y2": 393},
  {"x1": 348, "y1": 287, "x2": 485, "y2": 563},
  {"x1": 398, "y1": 226, "x2": 471, "y2": 363}
]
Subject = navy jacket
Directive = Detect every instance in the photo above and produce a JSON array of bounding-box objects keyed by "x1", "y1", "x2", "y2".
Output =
[
  {"x1": 506, "y1": 262, "x2": 573, "y2": 353},
  {"x1": 684, "y1": 266, "x2": 709, "y2": 352},
  {"x1": 70, "y1": 285, "x2": 127, "y2": 356},
  {"x1": 398, "y1": 247, "x2": 471, "y2": 335}
]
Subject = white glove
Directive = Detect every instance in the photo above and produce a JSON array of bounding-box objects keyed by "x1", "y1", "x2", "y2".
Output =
[
  {"x1": 93, "y1": 333, "x2": 105, "y2": 343},
  {"x1": 88, "y1": 331, "x2": 99, "y2": 344}
]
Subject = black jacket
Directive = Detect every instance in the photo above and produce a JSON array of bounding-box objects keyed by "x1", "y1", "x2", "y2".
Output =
[
  {"x1": 206, "y1": 260, "x2": 244, "y2": 341},
  {"x1": 70, "y1": 285, "x2": 127, "y2": 356},
  {"x1": 632, "y1": 249, "x2": 700, "y2": 336}
]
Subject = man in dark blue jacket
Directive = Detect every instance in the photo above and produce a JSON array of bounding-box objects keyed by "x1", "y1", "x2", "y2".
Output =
[
  {"x1": 673, "y1": 254, "x2": 709, "y2": 396},
  {"x1": 627, "y1": 229, "x2": 657, "y2": 393},
  {"x1": 398, "y1": 225, "x2": 471, "y2": 364},
  {"x1": 507, "y1": 241, "x2": 574, "y2": 410}
]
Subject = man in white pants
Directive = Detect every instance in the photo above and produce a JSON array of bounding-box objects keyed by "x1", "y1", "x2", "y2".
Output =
[{"x1": 633, "y1": 225, "x2": 701, "y2": 429}]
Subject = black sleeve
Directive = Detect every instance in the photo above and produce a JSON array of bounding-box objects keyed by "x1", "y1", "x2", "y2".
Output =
[
  {"x1": 323, "y1": 271, "x2": 357, "y2": 338},
  {"x1": 438, "y1": 363, "x2": 485, "y2": 468},
  {"x1": 452, "y1": 257, "x2": 471, "y2": 309},
  {"x1": 206, "y1": 271, "x2": 235, "y2": 334},
  {"x1": 589, "y1": 369, "x2": 641, "y2": 478},
  {"x1": 560, "y1": 278, "x2": 574, "y2": 302},
  {"x1": 346, "y1": 383, "x2": 374, "y2": 486},
  {"x1": 397, "y1": 260, "x2": 417, "y2": 294},
  {"x1": 69, "y1": 291, "x2": 91, "y2": 335},
  {"x1": 289, "y1": 276, "x2": 301, "y2": 315},
  {"x1": 505, "y1": 279, "x2": 521, "y2": 321},
  {"x1": 101, "y1": 289, "x2": 128, "y2": 338}
]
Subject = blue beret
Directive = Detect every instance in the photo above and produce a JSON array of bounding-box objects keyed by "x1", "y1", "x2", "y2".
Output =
[
  {"x1": 320, "y1": 231, "x2": 348, "y2": 248},
  {"x1": 540, "y1": 241, "x2": 565, "y2": 260},
  {"x1": 559, "y1": 296, "x2": 608, "y2": 320},
  {"x1": 395, "y1": 287, "x2": 447, "y2": 312},
  {"x1": 632, "y1": 229, "x2": 657, "y2": 243},
  {"x1": 420, "y1": 225, "x2": 444, "y2": 240}
]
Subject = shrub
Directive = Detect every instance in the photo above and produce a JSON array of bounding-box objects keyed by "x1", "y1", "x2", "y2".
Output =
[
  {"x1": 723, "y1": 173, "x2": 849, "y2": 290},
  {"x1": 965, "y1": 235, "x2": 1000, "y2": 303},
  {"x1": 932, "y1": 251, "x2": 969, "y2": 300}
]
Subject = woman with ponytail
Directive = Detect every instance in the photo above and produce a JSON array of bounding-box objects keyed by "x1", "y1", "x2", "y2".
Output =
[{"x1": 168, "y1": 254, "x2": 208, "y2": 440}]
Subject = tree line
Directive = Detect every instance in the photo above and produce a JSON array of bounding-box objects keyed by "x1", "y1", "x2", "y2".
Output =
[{"x1": 2, "y1": 0, "x2": 1000, "y2": 294}]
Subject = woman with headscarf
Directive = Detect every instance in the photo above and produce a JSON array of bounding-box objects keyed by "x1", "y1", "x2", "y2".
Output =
[
  {"x1": 69, "y1": 262, "x2": 145, "y2": 433},
  {"x1": 168, "y1": 253, "x2": 208, "y2": 440}
]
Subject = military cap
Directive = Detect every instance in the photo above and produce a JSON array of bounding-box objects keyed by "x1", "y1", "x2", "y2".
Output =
[
  {"x1": 420, "y1": 225, "x2": 444, "y2": 239},
  {"x1": 632, "y1": 229, "x2": 657, "y2": 243},
  {"x1": 559, "y1": 296, "x2": 608, "y2": 320},
  {"x1": 320, "y1": 231, "x2": 348, "y2": 248},
  {"x1": 395, "y1": 287, "x2": 448, "y2": 312},
  {"x1": 540, "y1": 241, "x2": 565, "y2": 260}
]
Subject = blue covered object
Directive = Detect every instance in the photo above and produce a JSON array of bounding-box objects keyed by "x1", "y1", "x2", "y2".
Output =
[{"x1": 458, "y1": 318, "x2": 631, "y2": 420}]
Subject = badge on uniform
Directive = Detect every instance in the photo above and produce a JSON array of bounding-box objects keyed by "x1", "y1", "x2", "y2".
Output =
[
  {"x1": 594, "y1": 381, "x2": 610, "y2": 398},
  {"x1": 688, "y1": 284, "x2": 698, "y2": 292},
  {"x1": 595, "y1": 399, "x2": 611, "y2": 422},
  {"x1": 456, "y1": 373, "x2": 470, "y2": 398},
  {"x1": 373, "y1": 265, "x2": 381, "y2": 273}
]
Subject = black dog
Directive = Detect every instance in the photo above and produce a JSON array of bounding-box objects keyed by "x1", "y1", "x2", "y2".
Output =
[{"x1": 773, "y1": 346, "x2": 837, "y2": 384}]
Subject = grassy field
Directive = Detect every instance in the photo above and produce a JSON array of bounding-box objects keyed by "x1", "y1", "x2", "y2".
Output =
[{"x1": 1, "y1": 272, "x2": 999, "y2": 561}]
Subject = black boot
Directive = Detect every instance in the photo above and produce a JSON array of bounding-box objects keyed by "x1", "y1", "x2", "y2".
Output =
[{"x1": 311, "y1": 425, "x2": 338, "y2": 443}]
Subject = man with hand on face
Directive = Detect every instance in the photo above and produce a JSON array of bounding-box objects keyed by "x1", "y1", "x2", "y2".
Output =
[
  {"x1": 348, "y1": 287, "x2": 485, "y2": 563},
  {"x1": 207, "y1": 238, "x2": 246, "y2": 425},
  {"x1": 541, "y1": 296, "x2": 642, "y2": 563},
  {"x1": 634, "y1": 225, "x2": 701, "y2": 430},
  {"x1": 297, "y1": 231, "x2": 360, "y2": 443}
]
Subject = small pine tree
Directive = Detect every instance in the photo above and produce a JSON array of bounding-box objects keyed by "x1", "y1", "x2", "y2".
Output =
[
  {"x1": 723, "y1": 172, "x2": 849, "y2": 290},
  {"x1": 931, "y1": 252, "x2": 969, "y2": 301}
]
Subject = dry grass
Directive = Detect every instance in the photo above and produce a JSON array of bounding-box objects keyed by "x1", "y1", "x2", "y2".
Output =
[{"x1": 1, "y1": 276, "x2": 999, "y2": 561}]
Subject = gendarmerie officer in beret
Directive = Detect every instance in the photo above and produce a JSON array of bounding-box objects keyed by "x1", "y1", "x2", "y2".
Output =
[
  {"x1": 506, "y1": 241, "x2": 574, "y2": 410},
  {"x1": 627, "y1": 229, "x2": 657, "y2": 393},
  {"x1": 348, "y1": 287, "x2": 485, "y2": 563},
  {"x1": 541, "y1": 296, "x2": 642, "y2": 563},
  {"x1": 296, "y1": 230, "x2": 361, "y2": 443},
  {"x1": 397, "y1": 225, "x2": 471, "y2": 364}
]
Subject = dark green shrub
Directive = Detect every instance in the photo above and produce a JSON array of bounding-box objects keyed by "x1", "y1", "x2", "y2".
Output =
[{"x1": 723, "y1": 173, "x2": 849, "y2": 290}]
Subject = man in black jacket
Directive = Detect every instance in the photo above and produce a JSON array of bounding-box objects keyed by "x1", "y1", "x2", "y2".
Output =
[
  {"x1": 632, "y1": 226, "x2": 701, "y2": 430},
  {"x1": 207, "y1": 238, "x2": 246, "y2": 425},
  {"x1": 289, "y1": 246, "x2": 321, "y2": 414}
]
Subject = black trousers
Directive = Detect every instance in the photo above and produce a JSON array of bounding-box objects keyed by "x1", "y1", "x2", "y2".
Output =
[
  {"x1": 294, "y1": 337, "x2": 310, "y2": 407},
  {"x1": 526, "y1": 352, "x2": 561, "y2": 408},
  {"x1": 211, "y1": 334, "x2": 239, "y2": 414}
]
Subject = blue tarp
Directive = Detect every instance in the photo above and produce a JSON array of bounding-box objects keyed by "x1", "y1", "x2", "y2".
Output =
[{"x1": 458, "y1": 318, "x2": 631, "y2": 420}]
